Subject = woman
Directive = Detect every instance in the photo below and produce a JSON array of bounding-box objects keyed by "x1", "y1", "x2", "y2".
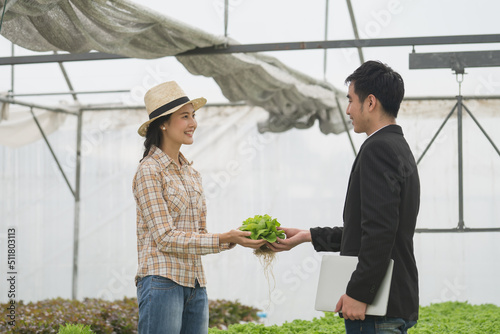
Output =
[{"x1": 133, "y1": 81, "x2": 265, "y2": 333}]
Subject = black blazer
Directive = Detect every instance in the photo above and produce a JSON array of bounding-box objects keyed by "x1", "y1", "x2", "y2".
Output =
[{"x1": 311, "y1": 125, "x2": 420, "y2": 321}]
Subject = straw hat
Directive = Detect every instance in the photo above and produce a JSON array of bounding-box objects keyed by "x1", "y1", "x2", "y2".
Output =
[{"x1": 138, "y1": 81, "x2": 207, "y2": 136}]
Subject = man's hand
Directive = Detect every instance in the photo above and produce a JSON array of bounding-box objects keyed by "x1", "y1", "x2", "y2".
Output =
[
  {"x1": 266, "y1": 227, "x2": 311, "y2": 252},
  {"x1": 334, "y1": 294, "x2": 367, "y2": 321}
]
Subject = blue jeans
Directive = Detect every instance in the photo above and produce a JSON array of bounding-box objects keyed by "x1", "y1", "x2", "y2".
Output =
[
  {"x1": 137, "y1": 275, "x2": 209, "y2": 334},
  {"x1": 345, "y1": 316, "x2": 417, "y2": 334}
]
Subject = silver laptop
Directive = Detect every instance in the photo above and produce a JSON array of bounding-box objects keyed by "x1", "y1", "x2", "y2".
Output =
[{"x1": 315, "y1": 254, "x2": 394, "y2": 316}]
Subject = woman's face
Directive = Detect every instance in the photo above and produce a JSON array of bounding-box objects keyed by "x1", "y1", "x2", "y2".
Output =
[{"x1": 162, "y1": 103, "x2": 197, "y2": 147}]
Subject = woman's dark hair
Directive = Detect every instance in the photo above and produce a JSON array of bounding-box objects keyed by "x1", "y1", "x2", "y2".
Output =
[
  {"x1": 345, "y1": 60, "x2": 404, "y2": 118},
  {"x1": 140, "y1": 114, "x2": 171, "y2": 162}
]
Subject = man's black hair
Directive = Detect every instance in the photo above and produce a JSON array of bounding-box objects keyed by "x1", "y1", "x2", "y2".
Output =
[{"x1": 345, "y1": 60, "x2": 405, "y2": 118}]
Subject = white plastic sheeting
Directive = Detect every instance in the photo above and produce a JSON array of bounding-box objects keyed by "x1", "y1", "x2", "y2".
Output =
[
  {"x1": 0, "y1": 0, "x2": 348, "y2": 135},
  {"x1": 0, "y1": 105, "x2": 67, "y2": 147},
  {"x1": 0, "y1": 101, "x2": 499, "y2": 325}
]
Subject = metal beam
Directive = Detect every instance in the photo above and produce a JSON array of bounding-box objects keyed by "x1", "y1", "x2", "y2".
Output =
[
  {"x1": 79, "y1": 102, "x2": 245, "y2": 111},
  {"x1": 10, "y1": 90, "x2": 130, "y2": 97},
  {"x1": 1, "y1": 34, "x2": 500, "y2": 65},
  {"x1": 0, "y1": 52, "x2": 127, "y2": 66},
  {"x1": 0, "y1": 96, "x2": 77, "y2": 115},
  {"x1": 409, "y1": 50, "x2": 500, "y2": 73},
  {"x1": 181, "y1": 34, "x2": 500, "y2": 55}
]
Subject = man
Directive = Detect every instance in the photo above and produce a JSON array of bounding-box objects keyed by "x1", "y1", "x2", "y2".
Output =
[{"x1": 269, "y1": 60, "x2": 420, "y2": 334}]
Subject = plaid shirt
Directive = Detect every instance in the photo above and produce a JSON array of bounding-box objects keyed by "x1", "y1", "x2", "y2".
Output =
[{"x1": 133, "y1": 146, "x2": 225, "y2": 287}]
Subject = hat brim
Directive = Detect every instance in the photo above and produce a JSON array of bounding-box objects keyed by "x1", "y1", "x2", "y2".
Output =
[{"x1": 137, "y1": 97, "x2": 207, "y2": 137}]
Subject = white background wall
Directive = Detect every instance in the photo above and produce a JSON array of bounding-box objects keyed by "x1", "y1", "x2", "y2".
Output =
[{"x1": 1, "y1": 101, "x2": 499, "y2": 325}]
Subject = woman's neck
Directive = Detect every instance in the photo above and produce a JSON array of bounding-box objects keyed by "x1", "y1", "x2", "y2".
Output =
[{"x1": 160, "y1": 142, "x2": 182, "y2": 166}]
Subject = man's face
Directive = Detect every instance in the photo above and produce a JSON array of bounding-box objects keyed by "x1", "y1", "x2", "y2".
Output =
[{"x1": 346, "y1": 82, "x2": 369, "y2": 134}]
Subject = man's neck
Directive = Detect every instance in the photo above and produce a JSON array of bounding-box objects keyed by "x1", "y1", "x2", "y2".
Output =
[{"x1": 366, "y1": 119, "x2": 396, "y2": 137}]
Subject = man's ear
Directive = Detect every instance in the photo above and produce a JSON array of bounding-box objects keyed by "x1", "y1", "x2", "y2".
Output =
[{"x1": 367, "y1": 94, "x2": 377, "y2": 111}]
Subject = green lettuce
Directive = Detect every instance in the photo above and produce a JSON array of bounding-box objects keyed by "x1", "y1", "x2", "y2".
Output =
[{"x1": 239, "y1": 214, "x2": 285, "y2": 243}]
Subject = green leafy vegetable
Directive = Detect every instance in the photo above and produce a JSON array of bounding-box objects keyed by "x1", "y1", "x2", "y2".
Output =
[
  {"x1": 209, "y1": 302, "x2": 500, "y2": 333},
  {"x1": 239, "y1": 214, "x2": 285, "y2": 243}
]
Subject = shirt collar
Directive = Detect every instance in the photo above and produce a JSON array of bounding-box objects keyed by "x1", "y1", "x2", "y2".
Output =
[
  {"x1": 148, "y1": 145, "x2": 192, "y2": 169},
  {"x1": 367, "y1": 124, "x2": 393, "y2": 138}
]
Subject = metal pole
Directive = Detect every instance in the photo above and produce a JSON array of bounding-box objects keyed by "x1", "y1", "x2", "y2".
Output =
[
  {"x1": 323, "y1": 0, "x2": 329, "y2": 82},
  {"x1": 10, "y1": 43, "x2": 14, "y2": 96},
  {"x1": 345, "y1": 0, "x2": 365, "y2": 64},
  {"x1": 224, "y1": 0, "x2": 228, "y2": 37},
  {"x1": 0, "y1": 0, "x2": 8, "y2": 34},
  {"x1": 457, "y1": 95, "x2": 465, "y2": 230},
  {"x1": 29, "y1": 108, "x2": 76, "y2": 197},
  {"x1": 72, "y1": 109, "x2": 83, "y2": 300},
  {"x1": 416, "y1": 103, "x2": 457, "y2": 165},
  {"x1": 462, "y1": 103, "x2": 500, "y2": 157},
  {"x1": 55, "y1": 51, "x2": 78, "y2": 102}
]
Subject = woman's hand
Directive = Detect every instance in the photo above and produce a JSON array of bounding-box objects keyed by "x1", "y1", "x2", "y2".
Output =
[{"x1": 219, "y1": 229, "x2": 267, "y2": 249}]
